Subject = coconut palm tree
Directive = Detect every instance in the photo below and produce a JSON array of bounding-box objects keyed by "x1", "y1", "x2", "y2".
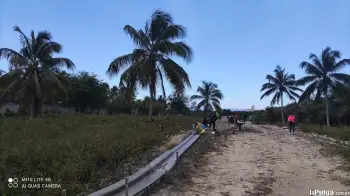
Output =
[
  {"x1": 260, "y1": 65, "x2": 302, "y2": 123},
  {"x1": 297, "y1": 47, "x2": 350, "y2": 126},
  {"x1": 190, "y1": 81, "x2": 223, "y2": 116},
  {"x1": 106, "y1": 9, "x2": 193, "y2": 120},
  {"x1": 0, "y1": 26, "x2": 74, "y2": 117}
]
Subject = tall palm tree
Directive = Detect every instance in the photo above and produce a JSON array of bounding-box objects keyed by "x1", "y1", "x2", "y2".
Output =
[
  {"x1": 190, "y1": 81, "x2": 223, "y2": 117},
  {"x1": 260, "y1": 65, "x2": 302, "y2": 123},
  {"x1": 297, "y1": 47, "x2": 350, "y2": 126},
  {"x1": 106, "y1": 9, "x2": 193, "y2": 120},
  {"x1": 0, "y1": 26, "x2": 74, "y2": 117}
]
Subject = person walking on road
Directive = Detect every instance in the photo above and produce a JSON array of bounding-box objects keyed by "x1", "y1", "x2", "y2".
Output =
[
  {"x1": 234, "y1": 112, "x2": 238, "y2": 126},
  {"x1": 288, "y1": 114, "x2": 296, "y2": 134}
]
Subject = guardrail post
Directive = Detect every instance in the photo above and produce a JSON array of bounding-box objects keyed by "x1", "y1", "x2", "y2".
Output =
[{"x1": 125, "y1": 177, "x2": 129, "y2": 196}]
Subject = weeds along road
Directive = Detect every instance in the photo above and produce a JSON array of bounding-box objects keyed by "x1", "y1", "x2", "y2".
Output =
[{"x1": 152, "y1": 120, "x2": 350, "y2": 196}]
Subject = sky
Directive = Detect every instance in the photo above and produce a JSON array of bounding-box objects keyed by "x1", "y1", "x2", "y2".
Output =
[{"x1": 1, "y1": 0, "x2": 350, "y2": 110}]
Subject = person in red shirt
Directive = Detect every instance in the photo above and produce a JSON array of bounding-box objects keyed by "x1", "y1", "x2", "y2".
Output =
[{"x1": 287, "y1": 114, "x2": 296, "y2": 134}]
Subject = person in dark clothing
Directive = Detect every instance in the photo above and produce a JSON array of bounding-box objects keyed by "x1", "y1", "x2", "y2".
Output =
[
  {"x1": 209, "y1": 110, "x2": 220, "y2": 132},
  {"x1": 202, "y1": 117, "x2": 209, "y2": 127},
  {"x1": 243, "y1": 113, "x2": 246, "y2": 124}
]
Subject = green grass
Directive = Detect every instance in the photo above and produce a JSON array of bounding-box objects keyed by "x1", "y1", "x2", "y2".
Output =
[
  {"x1": 0, "y1": 114, "x2": 197, "y2": 196},
  {"x1": 299, "y1": 124, "x2": 350, "y2": 141}
]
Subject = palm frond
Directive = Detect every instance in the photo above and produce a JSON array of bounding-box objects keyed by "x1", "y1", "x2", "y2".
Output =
[
  {"x1": 150, "y1": 10, "x2": 173, "y2": 41},
  {"x1": 194, "y1": 99, "x2": 206, "y2": 111},
  {"x1": 13, "y1": 25, "x2": 32, "y2": 54},
  {"x1": 211, "y1": 90, "x2": 223, "y2": 99},
  {"x1": 266, "y1": 74, "x2": 279, "y2": 85},
  {"x1": 288, "y1": 90, "x2": 301, "y2": 99},
  {"x1": 36, "y1": 41, "x2": 62, "y2": 57},
  {"x1": 308, "y1": 53, "x2": 323, "y2": 70},
  {"x1": 331, "y1": 80, "x2": 350, "y2": 95},
  {"x1": 212, "y1": 101, "x2": 222, "y2": 111},
  {"x1": 161, "y1": 24, "x2": 186, "y2": 40},
  {"x1": 0, "y1": 48, "x2": 26, "y2": 62},
  {"x1": 330, "y1": 73, "x2": 350, "y2": 83},
  {"x1": 300, "y1": 61, "x2": 322, "y2": 76},
  {"x1": 123, "y1": 25, "x2": 149, "y2": 49},
  {"x1": 0, "y1": 70, "x2": 24, "y2": 102},
  {"x1": 107, "y1": 52, "x2": 139, "y2": 77},
  {"x1": 190, "y1": 94, "x2": 203, "y2": 100},
  {"x1": 296, "y1": 75, "x2": 319, "y2": 86},
  {"x1": 298, "y1": 81, "x2": 319, "y2": 103},
  {"x1": 260, "y1": 82, "x2": 277, "y2": 91},
  {"x1": 158, "y1": 57, "x2": 191, "y2": 93},
  {"x1": 271, "y1": 91, "x2": 281, "y2": 105},
  {"x1": 50, "y1": 57, "x2": 75, "y2": 70},
  {"x1": 284, "y1": 73, "x2": 295, "y2": 81},
  {"x1": 332, "y1": 59, "x2": 350, "y2": 72},
  {"x1": 151, "y1": 9, "x2": 173, "y2": 25},
  {"x1": 260, "y1": 87, "x2": 277, "y2": 100},
  {"x1": 156, "y1": 41, "x2": 193, "y2": 63},
  {"x1": 286, "y1": 86, "x2": 303, "y2": 92},
  {"x1": 210, "y1": 97, "x2": 221, "y2": 104},
  {"x1": 285, "y1": 91, "x2": 297, "y2": 102},
  {"x1": 36, "y1": 30, "x2": 52, "y2": 42}
]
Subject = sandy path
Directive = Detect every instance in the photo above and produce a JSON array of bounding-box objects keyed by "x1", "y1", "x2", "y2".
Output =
[{"x1": 153, "y1": 121, "x2": 350, "y2": 196}]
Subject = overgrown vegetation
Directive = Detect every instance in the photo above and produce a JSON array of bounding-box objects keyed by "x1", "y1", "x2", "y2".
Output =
[
  {"x1": 0, "y1": 114, "x2": 197, "y2": 196},
  {"x1": 299, "y1": 124, "x2": 350, "y2": 141}
]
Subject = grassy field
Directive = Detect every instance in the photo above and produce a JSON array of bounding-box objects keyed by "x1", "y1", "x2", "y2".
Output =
[
  {"x1": 0, "y1": 114, "x2": 197, "y2": 196},
  {"x1": 299, "y1": 123, "x2": 350, "y2": 141}
]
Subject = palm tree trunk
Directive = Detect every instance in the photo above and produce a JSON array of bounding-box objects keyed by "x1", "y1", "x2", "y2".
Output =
[
  {"x1": 204, "y1": 104, "x2": 208, "y2": 117},
  {"x1": 31, "y1": 94, "x2": 36, "y2": 118},
  {"x1": 281, "y1": 94, "x2": 285, "y2": 124},
  {"x1": 325, "y1": 96, "x2": 330, "y2": 126},
  {"x1": 148, "y1": 89, "x2": 153, "y2": 121}
]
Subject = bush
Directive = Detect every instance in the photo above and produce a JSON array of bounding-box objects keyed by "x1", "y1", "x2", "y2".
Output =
[
  {"x1": 0, "y1": 114, "x2": 197, "y2": 196},
  {"x1": 4, "y1": 109, "x2": 17, "y2": 117},
  {"x1": 299, "y1": 124, "x2": 350, "y2": 141}
]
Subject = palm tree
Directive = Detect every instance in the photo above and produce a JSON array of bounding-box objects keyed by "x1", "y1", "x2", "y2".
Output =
[
  {"x1": 260, "y1": 65, "x2": 302, "y2": 123},
  {"x1": 0, "y1": 26, "x2": 74, "y2": 117},
  {"x1": 106, "y1": 9, "x2": 193, "y2": 120},
  {"x1": 297, "y1": 47, "x2": 350, "y2": 126},
  {"x1": 190, "y1": 81, "x2": 223, "y2": 117}
]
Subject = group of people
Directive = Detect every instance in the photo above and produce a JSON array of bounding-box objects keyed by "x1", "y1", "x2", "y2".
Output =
[
  {"x1": 195, "y1": 110, "x2": 220, "y2": 134},
  {"x1": 195, "y1": 110, "x2": 297, "y2": 135}
]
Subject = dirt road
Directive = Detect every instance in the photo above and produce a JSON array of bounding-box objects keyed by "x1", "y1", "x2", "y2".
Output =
[{"x1": 152, "y1": 121, "x2": 350, "y2": 196}]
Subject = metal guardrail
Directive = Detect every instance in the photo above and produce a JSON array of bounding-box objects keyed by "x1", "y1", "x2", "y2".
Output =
[{"x1": 88, "y1": 129, "x2": 201, "y2": 196}]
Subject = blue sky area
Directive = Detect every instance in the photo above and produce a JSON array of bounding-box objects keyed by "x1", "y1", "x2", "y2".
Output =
[{"x1": 1, "y1": 0, "x2": 350, "y2": 110}]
